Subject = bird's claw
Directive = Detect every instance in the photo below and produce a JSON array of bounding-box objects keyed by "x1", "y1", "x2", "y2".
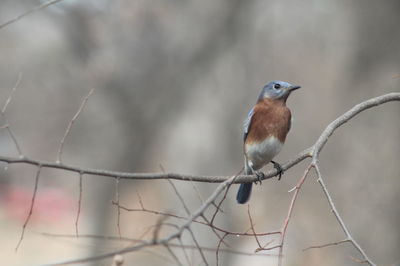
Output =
[
  {"x1": 254, "y1": 171, "x2": 265, "y2": 185},
  {"x1": 271, "y1": 161, "x2": 284, "y2": 180}
]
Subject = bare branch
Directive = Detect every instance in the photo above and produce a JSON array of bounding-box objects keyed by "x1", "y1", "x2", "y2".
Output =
[
  {"x1": 75, "y1": 172, "x2": 83, "y2": 237},
  {"x1": 167, "y1": 179, "x2": 191, "y2": 215},
  {"x1": 4, "y1": 92, "x2": 399, "y2": 264},
  {"x1": 1, "y1": 73, "x2": 23, "y2": 157},
  {"x1": 43, "y1": 174, "x2": 239, "y2": 265},
  {"x1": 311, "y1": 92, "x2": 400, "y2": 161},
  {"x1": 216, "y1": 233, "x2": 229, "y2": 266},
  {"x1": 177, "y1": 237, "x2": 192, "y2": 266},
  {"x1": 186, "y1": 229, "x2": 208, "y2": 265},
  {"x1": 302, "y1": 239, "x2": 350, "y2": 251},
  {"x1": 314, "y1": 164, "x2": 376, "y2": 266},
  {"x1": 0, "y1": 148, "x2": 311, "y2": 183},
  {"x1": 0, "y1": 0, "x2": 67, "y2": 30},
  {"x1": 4, "y1": 86, "x2": 399, "y2": 181},
  {"x1": 1, "y1": 73, "x2": 21, "y2": 114},
  {"x1": 41, "y1": 233, "x2": 277, "y2": 257},
  {"x1": 57, "y1": 88, "x2": 95, "y2": 164},
  {"x1": 114, "y1": 177, "x2": 122, "y2": 239},
  {"x1": 152, "y1": 215, "x2": 168, "y2": 244},
  {"x1": 163, "y1": 243, "x2": 184, "y2": 266},
  {"x1": 247, "y1": 205, "x2": 262, "y2": 249},
  {"x1": 15, "y1": 166, "x2": 41, "y2": 251},
  {"x1": 248, "y1": 93, "x2": 400, "y2": 265},
  {"x1": 114, "y1": 199, "x2": 278, "y2": 237},
  {"x1": 277, "y1": 164, "x2": 313, "y2": 265}
]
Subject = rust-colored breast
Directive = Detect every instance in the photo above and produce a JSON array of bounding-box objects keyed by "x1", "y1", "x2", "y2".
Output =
[{"x1": 245, "y1": 98, "x2": 291, "y2": 144}]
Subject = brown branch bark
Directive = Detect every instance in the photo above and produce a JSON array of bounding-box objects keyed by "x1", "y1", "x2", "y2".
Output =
[
  {"x1": 1, "y1": 93, "x2": 399, "y2": 184},
  {"x1": 0, "y1": 150, "x2": 310, "y2": 183},
  {"x1": 5, "y1": 92, "x2": 400, "y2": 265}
]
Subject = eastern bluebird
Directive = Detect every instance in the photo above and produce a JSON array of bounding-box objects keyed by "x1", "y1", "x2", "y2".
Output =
[{"x1": 236, "y1": 81, "x2": 300, "y2": 204}]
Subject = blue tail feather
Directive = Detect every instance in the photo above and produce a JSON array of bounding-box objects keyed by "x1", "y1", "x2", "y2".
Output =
[{"x1": 236, "y1": 183, "x2": 252, "y2": 204}]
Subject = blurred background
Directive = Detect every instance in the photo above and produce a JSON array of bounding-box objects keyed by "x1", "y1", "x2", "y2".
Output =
[{"x1": 0, "y1": 0, "x2": 399, "y2": 265}]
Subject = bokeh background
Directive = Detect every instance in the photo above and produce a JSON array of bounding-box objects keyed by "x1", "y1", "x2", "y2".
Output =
[{"x1": 0, "y1": 0, "x2": 399, "y2": 265}]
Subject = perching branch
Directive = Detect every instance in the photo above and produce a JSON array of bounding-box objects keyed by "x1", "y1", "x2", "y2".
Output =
[
  {"x1": 0, "y1": 149, "x2": 310, "y2": 183},
  {"x1": 258, "y1": 93, "x2": 400, "y2": 266},
  {"x1": 2, "y1": 91, "x2": 399, "y2": 265},
  {"x1": 1, "y1": 93, "x2": 398, "y2": 184}
]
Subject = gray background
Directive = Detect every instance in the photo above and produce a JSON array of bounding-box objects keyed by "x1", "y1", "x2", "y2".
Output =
[{"x1": 0, "y1": 0, "x2": 399, "y2": 265}]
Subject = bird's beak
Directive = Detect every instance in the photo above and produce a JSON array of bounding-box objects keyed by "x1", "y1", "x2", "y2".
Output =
[{"x1": 288, "y1": 85, "x2": 301, "y2": 91}]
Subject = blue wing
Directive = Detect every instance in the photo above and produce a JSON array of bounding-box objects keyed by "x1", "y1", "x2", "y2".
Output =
[{"x1": 243, "y1": 107, "x2": 254, "y2": 141}]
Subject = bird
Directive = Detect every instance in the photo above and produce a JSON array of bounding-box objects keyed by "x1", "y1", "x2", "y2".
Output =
[{"x1": 236, "y1": 81, "x2": 300, "y2": 204}]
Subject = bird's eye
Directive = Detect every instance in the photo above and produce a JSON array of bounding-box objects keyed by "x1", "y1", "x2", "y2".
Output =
[{"x1": 273, "y1": 84, "x2": 281, "y2": 90}]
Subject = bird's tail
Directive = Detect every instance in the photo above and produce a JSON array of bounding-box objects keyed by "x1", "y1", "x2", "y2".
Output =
[{"x1": 236, "y1": 163, "x2": 253, "y2": 204}]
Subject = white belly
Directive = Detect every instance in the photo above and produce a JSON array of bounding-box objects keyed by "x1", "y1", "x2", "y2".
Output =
[{"x1": 245, "y1": 136, "x2": 283, "y2": 170}]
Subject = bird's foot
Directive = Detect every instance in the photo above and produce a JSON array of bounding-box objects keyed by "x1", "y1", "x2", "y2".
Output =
[
  {"x1": 254, "y1": 171, "x2": 265, "y2": 185},
  {"x1": 271, "y1": 161, "x2": 284, "y2": 180}
]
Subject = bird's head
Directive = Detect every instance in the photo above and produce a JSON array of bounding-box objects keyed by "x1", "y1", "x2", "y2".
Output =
[{"x1": 258, "y1": 81, "x2": 300, "y2": 102}]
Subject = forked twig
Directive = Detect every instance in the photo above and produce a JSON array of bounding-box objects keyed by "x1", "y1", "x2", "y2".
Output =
[
  {"x1": 313, "y1": 164, "x2": 376, "y2": 265},
  {"x1": 4, "y1": 93, "x2": 399, "y2": 265},
  {"x1": 57, "y1": 88, "x2": 95, "y2": 164},
  {"x1": 1, "y1": 73, "x2": 23, "y2": 157}
]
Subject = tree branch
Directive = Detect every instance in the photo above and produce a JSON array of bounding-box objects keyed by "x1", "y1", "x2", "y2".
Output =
[
  {"x1": 43, "y1": 174, "x2": 240, "y2": 265},
  {"x1": 57, "y1": 88, "x2": 95, "y2": 163},
  {"x1": 1, "y1": 93, "x2": 398, "y2": 184},
  {"x1": 0, "y1": 148, "x2": 311, "y2": 183},
  {"x1": 0, "y1": 0, "x2": 67, "y2": 30},
  {"x1": 4, "y1": 92, "x2": 399, "y2": 265}
]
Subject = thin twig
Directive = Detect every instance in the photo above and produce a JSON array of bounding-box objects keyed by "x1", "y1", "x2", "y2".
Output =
[
  {"x1": 302, "y1": 239, "x2": 350, "y2": 251},
  {"x1": 6, "y1": 92, "x2": 400, "y2": 265},
  {"x1": 163, "y1": 243, "x2": 184, "y2": 266},
  {"x1": 186, "y1": 228, "x2": 208, "y2": 266},
  {"x1": 113, "y1": 200, "x2": 279, "y2": 237},
  {"x1": 0, "y1": 0, "x2": 67, "y2": 30},
  {"x1": 15, "y1": 166, "x2": 41, "y2": 251},
  {"x1": 167, "y1": 177, "x2": 230, "y2": 248},
  {"x1": 246, "y1": 205, "x2": 262, "y2": 250},
  {"x1": 167, "y1": 179, "x2": 191, "y2": 215},
  {"x1": 311, "y1": 93, "x2": 400, "y2": 159},
  {"x1": 115, "y1": 177, "x2": 122, "y2": 239},
  {"x1": 267, "y1": 93, "x2": 400, "y2": 265},
  {"x1": 44, "y1": 174, "x2": 239, "y2": 265},
  {"x1": 178, "y1": 237, "x2": 192, "y2": 266},
  {"x1": 41, "y1": 233, "x2": 277, "y2": 257},
  {"x1": 277, "y1": 164, "x2": 313, "y2": 265},
  {"x1": 208, "y1": 167, "x2": 243, "y2": 240},
  {"x1": 1, "y1": 73, "x2": 23, "y2": 157},
  {"x1": 314, "y1": 164, "x2": 376, "y2": 266},
  {"x1": 152, "y1": 215, "x2": 168, "y2": 244},
  {"x1": 75, "y1": 172, "x2": 83, "y2": 237},
  {"x1": 216, "y1": 233, "x2": 229, "y2": 266},
  {"x1": 57, "y1": 88, "x2": 95, "y2": 164},
  {"x1": 1, "y1": 73, "x2": 22, "y2": 114}
]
